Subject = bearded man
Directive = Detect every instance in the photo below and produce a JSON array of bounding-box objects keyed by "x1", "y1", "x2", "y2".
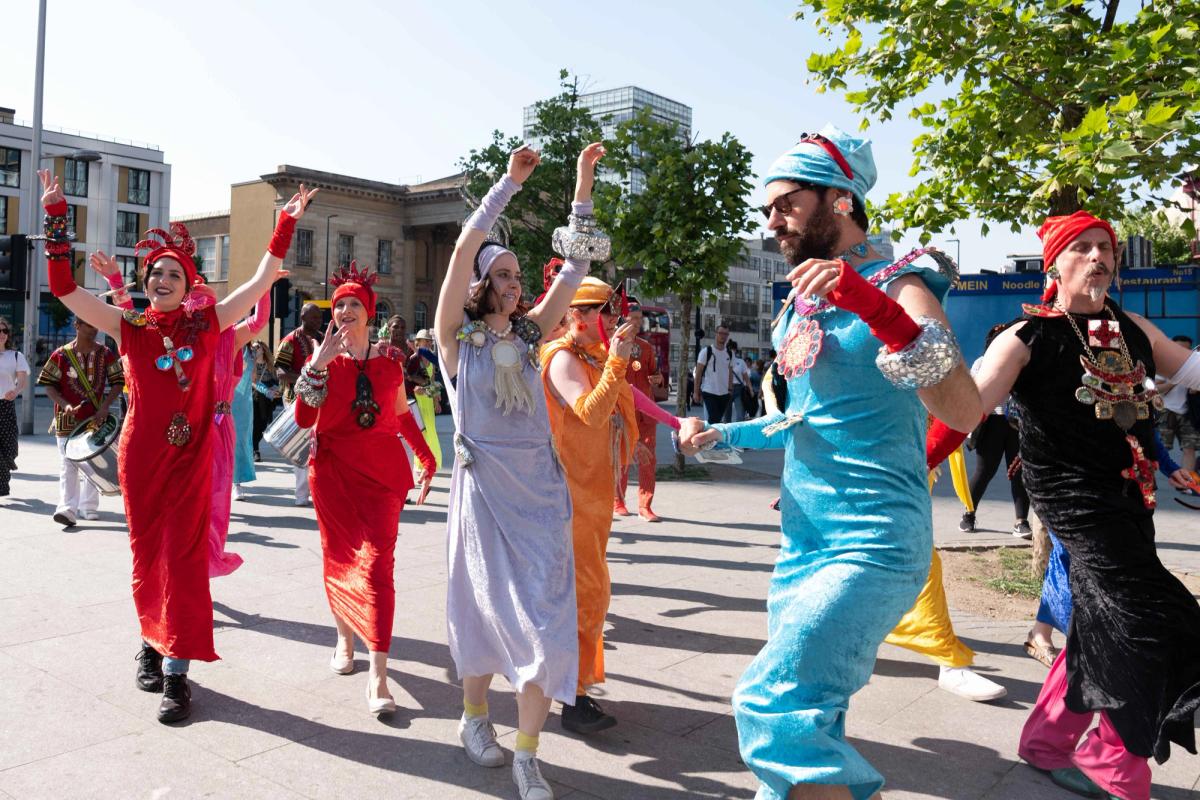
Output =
[
  {"x1": 951, "y1": 211, "x2": 1200, "y2": 800},
  {"x1": 681, "y1": 126, "x2": 980, "y2": 800}
]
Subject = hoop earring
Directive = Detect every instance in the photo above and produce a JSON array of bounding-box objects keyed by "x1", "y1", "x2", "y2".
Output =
[{"x1": 833, "y1": 195, "x2": 853, "y2": 217}]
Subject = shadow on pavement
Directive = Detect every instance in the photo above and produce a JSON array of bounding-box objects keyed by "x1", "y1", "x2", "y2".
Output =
[
  {"x1": 226, "y1": 530, "x2": 301, "y2": 549},
  {"x1": 612, "y1": 582, "x2": 764, "y2": 616}
]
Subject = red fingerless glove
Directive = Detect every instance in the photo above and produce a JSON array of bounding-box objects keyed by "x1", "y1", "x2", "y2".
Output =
[
  {"x1": 44, "y1": 200, "x2": 77, "y2": 297},
  {"x1": 268, "y1": 212, "x2": 297, "y2": 259},
  {"x1": 926, "y1": 416, "x2": 979, "y2": 471},
  {"x1": 398, "y1": 409, "x2": 435, "y2": 476},
  {"x1": 826, "y1": 260, "x2": 921, "y2": 352}
]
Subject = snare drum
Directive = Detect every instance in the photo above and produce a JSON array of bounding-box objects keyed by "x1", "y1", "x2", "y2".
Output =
[
  {"x1": 264, "y1": 403, "x2": 311, "y2": 467},
  {"x1": 64, "y1": 414, "x2": 124, "y2": 496},
  {"x1": 408, "y1": 398, "x2": 424, "y2": 432}
]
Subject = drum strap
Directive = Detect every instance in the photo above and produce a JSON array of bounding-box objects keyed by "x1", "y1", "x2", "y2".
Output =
[{"x1": 63, "y1": 346, "x2": 101, "y2": 409}]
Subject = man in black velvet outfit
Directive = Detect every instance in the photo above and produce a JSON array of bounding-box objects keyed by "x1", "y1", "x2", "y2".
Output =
[{"x1": 969, "y1": 211, "x2": 1200, "y2": 800}]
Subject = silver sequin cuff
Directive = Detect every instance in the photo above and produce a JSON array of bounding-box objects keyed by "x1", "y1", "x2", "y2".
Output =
[
  {"x1": 552, "y1": 213, "x2": 612, "y2": 262},
  {"x1": 295, "y1": 369, "x2": 328, "y2": 408},
  {"x1": 875, "y1": 316, "x2": 962, "y2": 390}
]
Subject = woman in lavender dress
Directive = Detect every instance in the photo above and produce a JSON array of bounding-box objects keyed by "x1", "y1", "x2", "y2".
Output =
[{"x1": 434, "y1": 143, "x2": 603, "y2": 800}]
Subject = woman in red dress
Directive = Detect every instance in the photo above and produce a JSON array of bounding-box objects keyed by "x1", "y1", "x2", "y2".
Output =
[
  {"x1": 293, "y1": 263, "x2": 436, "y2": 716},
  {"x1": 39, "y1": 169, "x2": 314, "y2": 723}
]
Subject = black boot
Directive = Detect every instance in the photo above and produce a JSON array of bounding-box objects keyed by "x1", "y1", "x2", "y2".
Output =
[
  {"x1": 561, "y1": 695, "x2": 617, "y2": 735},
  {"x1": 134, "y1": 644, "x2": 163, "y2": 692},
  {"x1": 157, "y1": 674, "x2": 191, "y2": 724}
]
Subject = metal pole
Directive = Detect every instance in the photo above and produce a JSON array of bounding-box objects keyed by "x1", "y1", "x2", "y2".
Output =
[{"x1": 20, "y1": 0, "x2": 47, "y2": 435}]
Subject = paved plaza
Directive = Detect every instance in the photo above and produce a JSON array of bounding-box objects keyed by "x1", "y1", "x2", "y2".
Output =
[{"x1": 1, "y1": 399, "x2": 1197, "y2": 799}]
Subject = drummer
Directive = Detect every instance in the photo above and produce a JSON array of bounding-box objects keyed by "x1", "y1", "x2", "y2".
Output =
[{"x1": 38, "y1": 316, "x2": 124, "y2": 527}]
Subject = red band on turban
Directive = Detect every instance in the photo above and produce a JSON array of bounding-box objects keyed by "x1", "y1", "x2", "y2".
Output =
[{"x1": 1036, "y1": 211, "x2": 1118, "y2": 303}]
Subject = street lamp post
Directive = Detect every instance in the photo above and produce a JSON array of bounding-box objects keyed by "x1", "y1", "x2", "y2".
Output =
[
  {"x1": 323, "y1": 213, "x2": 338, "y2": 299},
  {"x1": 19, "y1": 0, "x2": 47, "y2": 435},
  {"x1": 946, "y1": 238, "x2": 961, "y2": 269}
]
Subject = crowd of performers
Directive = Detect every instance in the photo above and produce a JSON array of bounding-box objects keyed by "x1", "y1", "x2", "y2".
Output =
[{"x1": 27, "y1": 119, "x2": 1200, "y2": 800}]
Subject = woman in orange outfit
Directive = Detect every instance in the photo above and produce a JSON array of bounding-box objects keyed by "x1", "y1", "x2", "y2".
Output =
[{"x1": 541, "y1": 277, "x2": 637, "y2": 734}]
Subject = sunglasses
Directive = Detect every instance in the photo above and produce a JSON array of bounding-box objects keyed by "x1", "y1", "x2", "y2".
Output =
[
  {"x1": 0, "y1": 328, "x2": 9, "y2": 334},
  {"x1": 155, "y1": 346, "x2": 194, "y2": 371},
  {"x1": 760, "y1": 186, "x2": 814, "y2": 220}
]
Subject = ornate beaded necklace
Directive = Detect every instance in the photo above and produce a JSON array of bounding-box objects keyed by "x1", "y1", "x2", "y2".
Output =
[
  {"x1": 143, "y1": 310, "x2": 200, "y2": 446},
  {"x1": 1057, "y1": 302, "x2": 1163, "y2": 508},
  {"x1": 347, "y1": 343, "x2": 379, "y2": 429}
]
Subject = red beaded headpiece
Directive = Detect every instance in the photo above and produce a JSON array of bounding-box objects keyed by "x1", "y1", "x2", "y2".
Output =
[
  {"x1": 543, "y1": 257, "x2": 564, "y2": 291},
  {"x1": 135, "y1": 222, "x2": 202, "y2": 287},
  {"x1": 330, "y1": 260, "x2": 379, "y2": 318}
]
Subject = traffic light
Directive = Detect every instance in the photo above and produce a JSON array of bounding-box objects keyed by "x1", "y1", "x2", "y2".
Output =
[
  {"x1": 271, "y1": 277, "x2": 292, "y2": 318},
  {"x1": 0, "y1": 234, "x2": 29, "y2": 293}
]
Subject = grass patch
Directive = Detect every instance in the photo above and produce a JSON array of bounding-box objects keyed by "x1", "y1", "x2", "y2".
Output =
[
  {"x1": 655, "y1": 464, "x2": 712, "y2": 482},
  {"x1": 985, "y1": 547, "x2": 1045, "y2": 598}
]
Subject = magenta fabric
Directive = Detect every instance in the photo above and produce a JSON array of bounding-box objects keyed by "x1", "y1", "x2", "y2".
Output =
[
  {"x1": 1019, "y1": 648, "x2": 1151, "y2": 800},
  {"x1": 207, "y1": 327, "x2": 244, "y2": 578}
]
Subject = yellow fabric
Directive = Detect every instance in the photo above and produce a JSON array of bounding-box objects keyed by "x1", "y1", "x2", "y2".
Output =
[
  {"x1": 885, "y1": 549, "x2": 975, "y2": 668},
  {"x1": 463, "y1": 697, "x2": 488, "y2": 718},
  {"x1": 540, "y1": 336, "x2": 636, "y2": 693},
  {"x1": 515, "y1": 732, "x2": 539, "y2": 753},
  {"x1": 949, "y1": 446, "x2": 974, "y2": 512}
]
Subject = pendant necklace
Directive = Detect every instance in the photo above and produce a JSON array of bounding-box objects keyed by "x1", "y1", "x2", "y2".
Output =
[
  {"x1": 1059, "y1": 302, "x2": 1163, "y2": 508},
  {"x1": 349, "y1": 343, "x2": 379, "y2": 429},
  {"x1": 145, "y1": 311, "x2": 196, "y2": 447}
]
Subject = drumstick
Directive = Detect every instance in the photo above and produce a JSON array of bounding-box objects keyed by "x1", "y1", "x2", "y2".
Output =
[{"x1": 99, "y1": 282, "x2": 136, "y2": 298}]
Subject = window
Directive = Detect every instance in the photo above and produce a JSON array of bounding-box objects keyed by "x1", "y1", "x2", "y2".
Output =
[
  {"x1": 295, "y1": 229, "x2": 313, "y2": 266},
  {"x1": 0, "y1": 148, "x2": 19, "y2": 188},
  {"x1": 0, "y1": 196, "x2": 7, "y2": 234},
  {"x1": 221, "y1": 235, "x2": 230, "y2": 280},
  {"x1": 116, "y1": 211, "x2": 139, "y2": 248},
  {"x1": 413, "y1": 301, "x2": 428, "y2": 330},
  {"x1": 66, "y1": 205, "x2": 78, "y2": 237},
  {"x1": 377, "y1": 239, "x2": 392, "y2": 274},
  {"x1": 127, "y1": 168, "x2": 149, "y2": 205},
  {"x1": 116, "y1": 255, "x2": 138, "y2": 282},
  {"x1": 338, "y1": 234, "x2": 354, "y2": 267},
  {"x1": 64, "y1": 158, "x2": 88, "y2": 197},
  {"x1": 196, "y1": 238, "x2": 217, "y2": 278}
]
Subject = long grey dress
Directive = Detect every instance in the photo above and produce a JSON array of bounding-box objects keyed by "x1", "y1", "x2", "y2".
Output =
[{"x1": 442, "y1": 322, "x2": 578, "y2": 704}]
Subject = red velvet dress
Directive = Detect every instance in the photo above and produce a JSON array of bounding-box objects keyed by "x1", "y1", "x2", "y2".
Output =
[
  {"x1": 117, "y1": 305, "x2": 220, "y2": 661},
  {"x1": 294, "y1": 347, "x2": 413, "y2": 652}
]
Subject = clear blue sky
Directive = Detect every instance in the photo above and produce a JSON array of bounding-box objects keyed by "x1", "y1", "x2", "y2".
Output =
[{"x1": 2, "y1": 0, "x2": 1036, "y2": 271}]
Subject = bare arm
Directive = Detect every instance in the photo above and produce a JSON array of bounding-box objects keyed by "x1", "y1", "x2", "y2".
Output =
[
  {"x1": 887, "y1": 274, "x2": 982, "y2": 432},
  {"x1": 526, "y1": 143, "x2": 605, "y2": 334},
  {"x1": 233, "y1": 322, "x2": 257, "y2": 350},
  {"x1": 972, "y1": 323, "x2": 1030, "y2": 414},
  {"x1": 57, "y1": 289, "x2": 124, "y2": 345},
  {"x1": 546, "y1": 348, "x2": 593, "y2": 408},
  {"x1": 1127, "y1": 312, "x2": 1195, "y2": 378}
]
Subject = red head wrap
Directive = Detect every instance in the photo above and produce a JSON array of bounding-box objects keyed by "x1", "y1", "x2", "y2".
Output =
[
  {"x1": 135, "y1": 222, "x2": 203, "y2": 288},
  {"x1": 543, "y1": 258, "x2": 564, "y2": 291},
  {"x1": 329, "y1": 260, "x2": 379, "y2": 318},
  {"x1": 1036, "y1": 211, "x2": 1118, "y2": 303}
]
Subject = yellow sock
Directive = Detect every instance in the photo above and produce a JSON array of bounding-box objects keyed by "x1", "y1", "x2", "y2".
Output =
[
  {"x1": 463, "y1": 696, "x2": 488, "y2": 718},
  {"x1": 515, "y1": 732, "x2": 539, "y2": 754}
]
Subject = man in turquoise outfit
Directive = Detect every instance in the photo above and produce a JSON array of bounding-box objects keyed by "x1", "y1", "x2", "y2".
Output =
[{"x1": 681, "y1": 127, "x2": 981, "y2": 800}]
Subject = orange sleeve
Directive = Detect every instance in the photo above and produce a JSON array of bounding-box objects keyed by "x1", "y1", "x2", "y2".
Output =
[{"x1": 571, "y1": 355, "x2": 629, "y2": 429}]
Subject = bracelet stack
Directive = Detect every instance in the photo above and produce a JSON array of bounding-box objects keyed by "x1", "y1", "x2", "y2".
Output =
[
  {"x1": 43, "y1": 211, "x2": 73, "y2": 258},
  {"x1": 296, "y1": 363, "x2": 330, "y2": 408}
]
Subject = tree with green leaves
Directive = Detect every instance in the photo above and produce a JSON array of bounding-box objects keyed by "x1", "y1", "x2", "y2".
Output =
[
  {"x1": 595, "y1": 108, "x2": 756, "y2": 470},
  {"x1": 458, "y1": 70, "x2": 602, "y2": 289},
  {"x1": 1116, "y1": 204, "x2": 1195, "y2": 264},
  {"x1": 799, "y1": 0, "x2": 1200, "y2": 239}
]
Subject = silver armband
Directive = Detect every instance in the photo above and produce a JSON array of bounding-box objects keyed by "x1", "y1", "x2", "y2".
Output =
[
  {"x1": 295, "y1": 365, "x2": 329, "y2": 408},
  {"x1": 875, "y1": 316, "x2": 963, "y2": 390},
  {"x1": 551, "y1": 214, "x2": 612, "y2": 262}
]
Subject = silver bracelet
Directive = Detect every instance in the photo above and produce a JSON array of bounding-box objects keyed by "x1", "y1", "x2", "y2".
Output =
[
  {"x1": 875, "y1": 316, "x2": 963, "y2": 390},
  {"x1": 551, "y1": 213, "x2": 612, "y2": 262},
  {"x1": 295, "y1": 367, "x2": 329, "y2": 408}
]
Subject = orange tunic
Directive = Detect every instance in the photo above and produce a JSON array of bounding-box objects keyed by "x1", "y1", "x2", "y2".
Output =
[{"x1": 540, "y1": 338, "x2": 636, "y2": 692}]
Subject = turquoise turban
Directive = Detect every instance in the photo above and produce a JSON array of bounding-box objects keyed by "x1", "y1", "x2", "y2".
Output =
[{"x1": 763, "y1": 124, "x2": 877, "y2": 208}]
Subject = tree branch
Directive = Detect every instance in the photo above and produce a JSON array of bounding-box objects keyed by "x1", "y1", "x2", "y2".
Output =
[
  {"x1": 1101, "y1": 0, "x2": 1119, "y2": 33},
  {"x1": 993, "y1": 68, "x2": 1059, "y2": 113}
]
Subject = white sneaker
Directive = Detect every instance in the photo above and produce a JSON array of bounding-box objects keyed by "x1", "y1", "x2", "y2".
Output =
[
  {"x1": 233, "y1": 484, "x2": 246, "y2": 501},
  {"x1": 52, "y1": 509, "x2": 77, "y2": 528},
  {"x1": 938, "y1": 666, "x2": 1007, "y2": 702},
  {"x1": 458, "y1": 713, "x2": 504, "y2": 767},
  {"x1": 81, "y1": 510, "x2": 100, "y2": 521},
  {"x1": 513, "y1": 752, "x2": 554, "y2": 800}
]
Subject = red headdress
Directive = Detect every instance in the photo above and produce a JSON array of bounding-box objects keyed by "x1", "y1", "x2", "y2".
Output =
[
  {"x1": 1036, "y1": 211, "x2": 1118, "y2": 303},
  {"x1": 330, "y1": 260, "x2": 379, "y2": 318},
  {"x1": 135, "y1": 222, "x2": 202, "y2": 288},
  {"x1": 543, "y1": 257, "x2": 564, "y2": 291}
]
